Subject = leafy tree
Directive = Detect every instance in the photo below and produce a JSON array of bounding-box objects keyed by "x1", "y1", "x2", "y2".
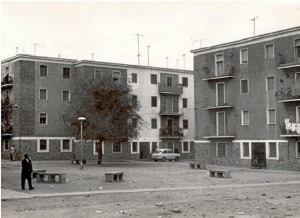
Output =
[
  {"x1": 67, "y1": 75, "x2": 145, "y2": 164},
  {"x1": 1, "y1": 94, "x2": 13, "y2": 135}
]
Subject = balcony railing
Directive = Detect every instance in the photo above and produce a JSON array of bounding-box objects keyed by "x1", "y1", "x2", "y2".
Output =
[
  {"x1": 279, "y1": 120, "x2": 300, "y2": 137},
  {"x1": 203, "y1": 95, "x2": 235, "y2": 110},
  {"x1": 159, "y1": 108, "x2": 184, "y2": 116},
  {"x1": 159, "y1": 127, "x2": 184, "y2": 138},
  {"x1": 158, "y1": 83, "x2": 183, "y2": 94},
  {"x1": 202, "y1": 125, "x2": 235, "y2": 139},
  {"x1": 277, "y1": 53, "x2": 300, "y2": 70},
  {"x1": 1, "y1": 75, "x2": 13, "y2": 88},
  {"x1": 202, "y1": 65, "x2": 235, "y2": 81},
  {"x1": 275, "y1": 87, "x2": 300, "y2": 103}
]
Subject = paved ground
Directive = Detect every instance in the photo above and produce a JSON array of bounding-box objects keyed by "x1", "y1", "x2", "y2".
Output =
[{"x1": 1, "y1": 160, "x2": 300, "y2": 217}]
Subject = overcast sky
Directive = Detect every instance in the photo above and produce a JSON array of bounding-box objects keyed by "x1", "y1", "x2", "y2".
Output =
[{"x1": 1, "y1": 1, "x2": 300, "y2": 70}]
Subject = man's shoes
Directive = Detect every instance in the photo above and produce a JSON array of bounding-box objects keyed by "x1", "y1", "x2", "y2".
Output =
[{"x1": 29, "y1": 187, "x2": 34, "y2": 190}]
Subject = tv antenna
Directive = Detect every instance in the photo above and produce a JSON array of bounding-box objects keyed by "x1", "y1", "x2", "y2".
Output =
[
  {"x1": 176, "y1": 59, "x2": 179, "y2": 69},
  {"x1": 32, "y1": 43, "x2": 45, "y2": 55},
  {"x1": 166, "y1": 56, "x2": 169, "y2": 68},
  {"x1": 191, "y1": 37, "x2": 208, "y2": 48},
  {"x1": 250, "y1": 16, "x2": 259, "y2": 36},
  {"x1": 136, "y1": 34, "x2": 143, "y2": 65},
  {"x1": 183, "y1": 54, "x2": 186, "y2": 70},
  {"x1": 91, "y1": 53, "x2": 95, "y2": 61},
  {"x1": 15, "y1": 47, "x2": 19, "y2": 55},
  {"x1": 147, "y1": 45, "x2": 151, "y2": 67}
]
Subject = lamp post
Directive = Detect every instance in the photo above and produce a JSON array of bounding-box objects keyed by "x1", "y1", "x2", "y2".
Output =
[{"x1": 78, "y1": 117, "x2": 86, "y2": 169}]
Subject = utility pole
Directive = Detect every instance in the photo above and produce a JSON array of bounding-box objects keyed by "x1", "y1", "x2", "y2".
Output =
[
  {"x1": 136, "y1": 34, "x2": 143, "y2": 65},
  {"x1": 166, "y1": 56, "x2": 169, "y2": 68},
  {"x1": 183, "y1": 54, "x2": 186, "y2": 70},
  {"x1": 250, "y1": 16, "x2": 259, "y2": 36},
  {"x1": 147, "y1": 45, "x2": 151, "y2": 67}
]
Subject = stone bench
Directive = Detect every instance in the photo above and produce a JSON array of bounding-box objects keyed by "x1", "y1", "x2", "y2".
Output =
[
  {"x1": 209, "y1": 169, "x2": 231, "y2": 178},
  {"x1": 71, "y1": 159, "x2": 86, "y2": 165},
  {"x1": 32, "y1": 169, "x2": 46, "y2": 179},
  {"x1": 105, "y1": 172, "x2": 124, "y2": 182},
  {"x1": 36, "y1": 172, "x2": 66, "y2": 183},
  {"x1": 189, "y1": 162, "x2": 205, "y2": 169}
]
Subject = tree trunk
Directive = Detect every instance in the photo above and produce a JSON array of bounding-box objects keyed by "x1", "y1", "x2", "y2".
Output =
[{"x1": 97, "y1": 141, "x2": 103, "y2": 165}]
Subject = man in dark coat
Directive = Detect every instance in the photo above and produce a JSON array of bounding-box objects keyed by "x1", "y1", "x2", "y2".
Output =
[{"x1": 21, "y1": 154, "x2": 34, "y2": 190}]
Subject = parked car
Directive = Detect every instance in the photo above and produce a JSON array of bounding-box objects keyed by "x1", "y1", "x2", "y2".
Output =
[{"x1": 152, "y1": 149, "x2": 180, "y2": 162}]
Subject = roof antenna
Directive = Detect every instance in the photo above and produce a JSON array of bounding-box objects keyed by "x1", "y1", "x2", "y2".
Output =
[
  {"x1": 147, "y1": 45, "x2": 151, "y2": 67},
  {"x1": 91, "y1": 53, "x2": 95, "y2": 61},
  {"x1": 250, "y1": 16, "x2": 259, "y2": 36},
  {"x1": 136, "y1": 34, "x2": 144, "y2": 65},
  {"x1": 32, "y1": 43, "x2": 45, "y2": 55},
  {"x1": 166, "y1": 56, "x2": 169, "y2": 68},
  {"x1": 15, "y1": 47, "x2": 19, "y2": 55},
  {"x1": 183, "y1": 54, "x2": 186, "y2": 70}
]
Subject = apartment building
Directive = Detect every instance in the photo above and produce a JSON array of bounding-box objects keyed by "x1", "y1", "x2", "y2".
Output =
[
  {"x1": 191, "y1": 26, "x2": 300, "y2": 171},
  {"x1": 1, "y1": 55, "x2": 194, "y2": 161}
]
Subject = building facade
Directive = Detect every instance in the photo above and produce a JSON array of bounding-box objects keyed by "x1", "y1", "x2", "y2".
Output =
[
  {"x1": 1, "y1": 55, "x2": 194, "y2": 161},
  {"x1": 192, "y1": 26, "x2": 300, "y2": 171}
]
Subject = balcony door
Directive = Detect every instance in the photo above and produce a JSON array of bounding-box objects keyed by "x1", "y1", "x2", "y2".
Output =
[
  {"x1": 295, "y1": 72, "x2": 300, "y2": 95},
  {"x1": 167, "y1": 119, "x2": 173, "y2": 134},
  {"x1": 216, "y1": 111, "x2": 226, "y2": 136},
  {"x1": 216, "y1": 82, "x2": 225, "y2": 106},
  {"x1": 166, "y1": 97, "x2": 173, "y2": 114}
]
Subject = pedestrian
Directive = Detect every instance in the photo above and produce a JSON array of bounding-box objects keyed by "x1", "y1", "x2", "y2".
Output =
[
  {"x1": 21, "y1": 154, "x2": 34, "y2": 190},
  {"x1": 10, "y1": 145, "x2": 16, "y2": 161}
]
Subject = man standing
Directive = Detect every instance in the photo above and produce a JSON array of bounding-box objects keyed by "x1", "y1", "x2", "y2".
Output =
[{"x1": 21, "y1": 154, "x2": 34, "y2": 190}]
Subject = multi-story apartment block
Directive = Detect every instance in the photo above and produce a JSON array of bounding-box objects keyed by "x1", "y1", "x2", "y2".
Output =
[
  {"x1": 192, "y1": 26, "x2": 300, "y2": 171},
  {"x1": 1, "y1": 55, "x2": 194, "y2": 161}
]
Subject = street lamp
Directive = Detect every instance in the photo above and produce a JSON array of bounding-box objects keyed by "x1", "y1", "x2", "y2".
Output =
[{"x1": 78, "y1": 117, "x2": 86, "y2": 169}]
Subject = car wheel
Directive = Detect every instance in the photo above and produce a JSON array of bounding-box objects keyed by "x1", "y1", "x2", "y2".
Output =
[
  {"x1": 154, "y1": 159, "x2": 158, "y2": 162},
  {"x1": 175, "y1": 157, "x2": 179, "y2": 161},
  {"x1": 162, "y1": 157, "x2": 166, "y2": 162}
]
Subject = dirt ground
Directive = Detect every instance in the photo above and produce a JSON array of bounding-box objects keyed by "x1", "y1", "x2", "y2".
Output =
[{"x1": 1, "y1": 160, "x2": 300, "y2": 218}]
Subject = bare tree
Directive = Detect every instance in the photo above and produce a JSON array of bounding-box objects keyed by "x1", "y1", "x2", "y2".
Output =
[{"x1": 67, "y1": 75, "x2": 145, "y2": 164}]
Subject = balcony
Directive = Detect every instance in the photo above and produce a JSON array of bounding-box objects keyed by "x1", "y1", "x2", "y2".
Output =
[
  {"x1": 159, "y1": 127, "x2": 184, "y2": 138},
  {"x1": 1, "y1": 75, "x2": 13, "y2": 89},
  {"x1": 1, "y1": 125, "x2": 13, "y2": 138},
  {"x1": 203, "y1": 95, "x2": 234, "y2": 110},
  {"x1": 279, "y1": 120, "x2": 300, "y2": 138},
  {"x1": 202, "y1": 65, "x2": 235, "y2": 81},
  {"x1": 276, "y1": 87, "x2": 300, "y2": 103},
  {"x1": 158, "y1": 83, "x2": 183, "y2": 95},
  {"x1": 159, "y1": 108, "x2": 184, "y2": 116},
  {"x1": 202, "y1": 125, "x2": 235, "y2": 139},
  {"x1": 277, "y1": 53, "x2": 300, "y2": 71}
]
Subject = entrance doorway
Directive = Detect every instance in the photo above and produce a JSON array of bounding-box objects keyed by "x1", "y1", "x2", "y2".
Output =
[
  {"x1": 252, "y1": 143, "x2": 266, "y2": 168},
  {"x1": 139, "y1": 142, "x2": 150, "y2": 159}
]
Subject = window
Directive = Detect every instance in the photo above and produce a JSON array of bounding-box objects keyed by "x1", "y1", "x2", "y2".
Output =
[
  {"x1": 268, "y1": 142, "x2": 277, "y2": 158},
  {"x1": 182, "y1": 77, "x2": 188, "y2": 87},
  {"x1": 40, "y1": 89, "x2": 47, "y2": 100},
  {"x1": 40, "y1": 113, "x2": 47, "y2": 125},
  {"x1": 295, "y1": 39, "x2": 300, "y2": 59},
  {"x1": 132, "y1": 142, "x2": 138, "y2": 153},
  {"x1": 62, "y1": 114, "x2": 70, "y2": 125},
  {"x1": 166, "y1": 77, "x2": 172, "y2": 87},
  {"x1": 132, "y1": 95, "x2": 137, "y2": 107},
  {"x1": 61, "y1": 139, "x2": 71, "y2": 152},
  {"x1": 267, "y1": 109, "x2": 276, "y2": 124},
  {"x1": 151, "y1": 118, "x2": 157, "y2": 129},
  {"x1": 183, "y1": 98, "x2": 188, "y2": 108},
  {"x1": 112, "y1": 71, "x2": 121, "y2": 83},
  {"x1": 241, "y1": 142, "x2": 250, "y2": 158},
  {"x1": 151, "y1": 96, "x2": 157, "y2": 107},
  {"x1": 265, "y1": 44, "x2": 274, "y2": 59},
  {"x1": 216, "y1": 142, "x2": 226, "y2": 157},
  {"x1": 63, "y1": 67, "x2": 70, "y2": 78},
  {"x1": 131, "y1": 73, "x2": 137, "y2": 83},
  {"x1": 182, "y1": 141, "x2": 190, "y2": 153},
  {"x1": 94, "y1": 141, "x2": 104, "y2": 155},
  {"x1": 240, "y1": 79, "x2": 249, "y2": 94},
  {"x1": 296, "y1": 142, "x2": 300, "y2": 158},
  {"x1": 240, "y1": 48, "x2": 248, "y2": 64},
  {"x1": 183, "y1": 119, "x2": 188, "y2": 129},
  {"x1": 38, "y1": 139, "x2": 48, "y2": 152},
  {"x1": 241, "y1": 110, "x2": 249, "y2": 125},
  {"x1": 4, "y1": 140, "x2": 9, "y2": 151},
  {"x1": 132, "y1": 118, "x2": 137, "y2": 128},
  {"x1": 94, "y1": 69, "x2": 102, "y2": 79},
  {"x1": 63, "y1": 91, "x2": 70, "y2": 101},
  {"x1": 151, "y1": 74, "x2": 157, "y2": 84},
  {"x1": 215, "y1": 54, "x2": 224, "y2": 76},
  {"x1": 40, "y1": 65, "x2": 47, "y2": 77},
  {"x1": 266, "y1": 76, "x2": 275, "y2": 91},
  {"x1": 112, "y1": 142, "x2": 121, "y2": 153}
]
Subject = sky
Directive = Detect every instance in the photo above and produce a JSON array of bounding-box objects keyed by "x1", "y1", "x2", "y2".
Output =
[{"x1": 1, "y1": 1, "x2": 300, "y2": 70}]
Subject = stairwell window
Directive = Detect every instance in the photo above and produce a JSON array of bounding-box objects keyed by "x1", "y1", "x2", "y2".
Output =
[
  {"x1": 63, "y1": 91, "x2": 70, "y2": 101},
  {"x1": 40, "y1": 89, "x2": 47, "y2": 100},
  {"x1": 40, "y1": 65, "x2": 47, "y2": 77},
  {"x1": 266, "y1": 76, "x2": 275, "y2": 92},
  {"x1": 151, "y1": 96, "x2": 157, "y2": 107},
  {"x1": 63, "y1": 67, "x2": 70, "y2": 78},
  {"x1": 240, "y1": 48, "x2": 248, "y2": 64},
  {"x1": 265, "y1": 44, "x2": 274, "y2": 59},
  {"x1": 267, "y1": 108, "x2": 276, "y2": 124},
  {"x1": 240, "y1": 79, "x2": 249, "y2": 95},
  {"x1": 151, "y1": 118, "x2": 157, "y2": 129},
  {"x1": 241, "y1": 110, "x2": 249, "y2": 126},
  {"x1": 216, "y1": 142, "x2": 226, "y2": 157},
  {"x1": 183, "y1": 119, "x2": 188, "y2": 129},
  {"x1": 40, "y1": 113, "x2": 47, "y2": 125},
  {"x1": 183, "y1": 98, "x2": 188, "y2": 108}
]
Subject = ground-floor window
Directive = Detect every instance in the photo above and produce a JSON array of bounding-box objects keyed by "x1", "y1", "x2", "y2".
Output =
[
  {"x1": 131, "y1": 142, "x2": 138, "y2": 153},
  {"x1": 267, "y1": 142, "x2": 278, "y2": 159},
  {"x1": 38, "y1": 139, "x2": 49, "y2": 152},
  {"x1": 241, "y1": 142, "x2": 250, "y2": 159},
  {"x1": 216, "y1": 142, "x2": 226, "y2": 157},
  {"x1": 93, "y1": 141, "x2": 104, "y2": 155},
  {"x1": 296, "y1": 142, "x2": 300, "y2": 158},
  {"x1": 182, "y1": 141, "x2": 190, "y2": 153},
  {"x1": 112, "y1": 141, "x2": 122, "y2": 153},
  {"x1": 61, "y1": 139, "x2": 72, "y2": 152}
]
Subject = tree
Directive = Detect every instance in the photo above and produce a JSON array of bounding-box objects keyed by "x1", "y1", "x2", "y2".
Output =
[
  {"x1": 1, "y1": 94, "x2": 13, "y2": 135},
  {"x1": 67, "y1": 75, "x2": 145, "y2": 164}
]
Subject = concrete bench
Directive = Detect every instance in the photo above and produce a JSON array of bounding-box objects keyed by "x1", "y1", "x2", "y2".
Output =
[
  {"x1": 36, "y1": 172, "x2": 66, "y2": 183},
  {"x1": 105, "y1": 172, "x2": 124, "y2": 182},
  {"x1": 189, "y1": 162, "x2": 205, "y2": 169},
  {"x1": 209, "y1": 169, "x2": 231, "y2": 178},
  {"x1": 71, "y1": 159, "x2": 86, "y2": 165},
  {"x1": 32, "y1": 169, "x2": 46, "y2": 179}
]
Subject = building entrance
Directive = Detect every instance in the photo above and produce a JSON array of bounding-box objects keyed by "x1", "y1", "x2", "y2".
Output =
[
  {"x1": 139, "y1": 142, "x2": 151, "y2": 159},
  {"x1": 252, "y1": 143, "x2": 266, "y2": 168}
]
